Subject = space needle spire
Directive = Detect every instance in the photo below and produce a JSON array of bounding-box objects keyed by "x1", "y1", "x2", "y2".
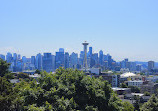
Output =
[{"x1": 82, "y1": 41, "x2": 89, "y2": 72}]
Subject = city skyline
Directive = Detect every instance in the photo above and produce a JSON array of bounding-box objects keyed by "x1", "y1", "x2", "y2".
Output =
[
  {"x1": 1, "y1": 0, "x2": 158, "y2": 61},
  {"x1": 0, "y1": 44, "x2": 157, "y2": 62}
]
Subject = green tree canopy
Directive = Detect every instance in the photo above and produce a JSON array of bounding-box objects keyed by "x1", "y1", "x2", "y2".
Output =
[
  {"x1": 0, "y1": 58, "x2": 10, "y2": 77},
  {"x1": 0, "y1": 77, "x2": 16, "y2": 110},
  {"x1": 13, "y1": 68, "x2": 133, "y2": 111},
  {"x1": 141, "y1": 94, "x2": 158, "y2": 111},
  {"x1": 128, "y1": 86, "x2": 140, "y2": 93}
]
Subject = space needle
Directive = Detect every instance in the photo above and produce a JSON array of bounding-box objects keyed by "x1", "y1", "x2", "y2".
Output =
[{"x1": 82, "y1": 41, "x2": 89, "y2": 72}]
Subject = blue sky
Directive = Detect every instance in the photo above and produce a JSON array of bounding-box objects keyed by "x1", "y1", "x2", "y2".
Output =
[{"x1": 0, "y1": 0, "x2": 158, "y2": 61}]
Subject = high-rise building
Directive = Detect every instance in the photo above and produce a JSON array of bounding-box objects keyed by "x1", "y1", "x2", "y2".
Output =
[
  {"x1": 79, "y1": 51, "x2": 84, "y2": 67},
  {"x1": 31, "y1": 56, "x2": 36, "y2": 67},
  {"x1": 107, "y1": 54, "x2": 112, "y2": 68},
  {"x1": 22, "y1": 56, "x2": 27, "y2": 63},
  {"x1": 92, "y1": 53, "x2": 99, "y2": 66},
  {"x1": 59, "y1": 48, "x2": 64, "y2": 53},
  {"x1": 13, "y1": 53, "x2": 17, "y2": 61},
  {"x1": 64, "y1": 52, "x2": 69, "y2": 69},
  {"x1": 36, "y1": 53, "x2": 43, "y2": 70},
  {"x1": 89, "y1": 47, "x2": 92, "y2": 57},
  {"x1": 43, "y1": 53, "x2": 53, "y2": 72},
  {"x1": 55, "y1": 50, "x2": 65, "y2": 69},
  {"x1": 0, "y1": 54, "x2": 5, "y2": 60},
  {"x1": 18, "y1": 54, "x2": 21, "y2": 60},
  {"x1": 52, "y1": 55, "x2": 55, "y2": 71},
  {"x1": 13, "y1": 53, "x2": 18, "y2": 72},
  {"x1": 148, "y1": 61, "x2": 155, "y2": 72},
  {"x1": 136, "y1": 64, "x2": 142, "y2": 72},
  {"x1": 70, "y1": 52, "x2": 78, "y2": 69},
  {"x1": 6, "y1": 52, "x2": 12, "y2": 63},
  {"x1": 99, "y1": 50, "x2": 103, "y2": 66}
]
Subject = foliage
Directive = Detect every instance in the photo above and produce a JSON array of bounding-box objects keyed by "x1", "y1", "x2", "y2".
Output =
[
  {"x1": 35, "y1": 69, "x2": 41, "y2": 74},
  {"x1": 140, "y1": 95, "x2": 158, "y2": 111},
  {"x1": 122, "y1": 101, "x2": 134, "y2": 111},
  {"x1": 120, "y1": 83, "x2": 128, "y2": 88},
  {"x1": 133, "y1": 95, "x2": 140, "y2": 111},
  {"x1": 128, "y1": 86, "x2": 140, "y2": 93},
  {"x1": 17, "y1": 72, "x2": 30, "y2": 79},
  {"x1": 144, "y1": 91, "x2": 150, "y2": 96},
  {"x1": 0, "y1": 65, "x2": 134, "y2": 111},
  {"x1": 0, "y1": 58, "x2": 10, "y2": 77},
  {"x1": 0, "y1": 77, "x2": 16, "y2": 110}
]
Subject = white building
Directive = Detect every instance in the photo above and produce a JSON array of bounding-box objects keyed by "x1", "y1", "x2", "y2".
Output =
[{"x1": 128, "y1": 80, "x2": 143, "y2": 88}]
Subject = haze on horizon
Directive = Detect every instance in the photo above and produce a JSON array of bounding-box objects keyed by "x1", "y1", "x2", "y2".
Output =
[{"x1": 0, "y1": 0, "x2": 158, "y2": 62}]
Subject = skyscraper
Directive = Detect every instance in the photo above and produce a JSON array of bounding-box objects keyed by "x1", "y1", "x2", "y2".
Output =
[
  {"x1": 64, "y1": 52, "x2": 69, "y2": 69},
  {"x1": 70, "y1": 52, "x2": 78, "y2": 69},
  {"x1": 59, "y1": 48, "x2": 64, "y2": 53},
  {"x1": 89, "y1": 47, "x2": 92, "y2": 57},
  {"x1": 55, "y1": 50, "x2": 65, "y2": 69},
  {"x1": 52, "y1": 55, "x2": 55, "y2": 71},
  {"x1": 6, "y1": 52, "x2": 12, "y2": 63},
  {"x1": 31, "y1": 56, "x2": 36, "y2": 67},
  {"x1": 43, "y1": 53, "x2": 53, "y2": 72},
  {"x1": 148, "y1": 61, "x2": 155, "y2": 72},
  {"x1": 99, "y1": 50, "x2": 103, "y2": 65},
  {"x1": 36, "y1": 53, "x2": 43, "y2": 70}
]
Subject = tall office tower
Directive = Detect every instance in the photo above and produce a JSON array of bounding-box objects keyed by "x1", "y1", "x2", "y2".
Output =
[
  {"x1": 64, "y1": 52, "x2": 69, "y2": 69},
  {"x1": 18, "y1": 54, "x2": 21, "y2": 60},
  {"x1": 59, "y1": 48, "x2": 64, "y2": 53},
  {"x1": 17, "y1": 60, "x2": 23, "y2": 72},
  {"x1": 124, "y1": 58, "x2": 129, "y2": 68},
  {"x1": 89, "y1": 47, "x2": 92, "y2": 57},
  {"x1": 148, "y1": 61, "x2": 155, "y2": 72},
  {"x1": 31, "y1": 56, "x2": 36, "y2": 66},
  {"x1": 13, "y1": 53, "x2": 17, "y2": 61},
  {"x1": 92, "y1": 53, "x2": 99, "y2": 65},
  {"x1": 6, "y1": 52, "x2": 12, "y2": 63},
  {"x1": 52, "y1": 55, "x2": 55, "y2": 71},
  {"x1": 107, "y1": 54, "x2": 112, "y2": 68},
  {"x1": 0, "y1": 54, "x2": 5, "y2": 60},
  {"x1": 99, "y1": 50, "x2": 103, "y2": 65},
  {"x1": 22, "y1": 56, "x2": 27, "y2": 63},
  {"x1": 43, "y1": 53, "x2": 53, "y2": 72},
  {"x1": 13, "y1": 53, "x2": 18, "y2": 72},
  {"x1": 79, "y1": 51, "x2": 84, "y2": 67},
  {"x1": 55, "y1": 50, "x2": 65, "y2": 69},
  {"x1": 129, "y1": 62, "x2": 136, "y2": 71},
  {"x1": 82, "y1": 41, "x2": 89, "y2": 71},
  {"x1": 103, "y1": 55, "x2": 108, "y2": 61},
  {"x1": 136, "y1": 64, "x2": 142, "y2": 72},
  {"x1": 36, "y1": 53, "x2": 43, "y2": 70},
  {"x1": 70, "y1": 52, "x2": 78, "y2": 69}
]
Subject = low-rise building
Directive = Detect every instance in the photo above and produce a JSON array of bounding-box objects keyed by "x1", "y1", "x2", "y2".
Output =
[
  {"x1": 128, "y1": 80, "x2": 144, "y2": 88},
  {"x1": 112, "y1": 87, "x2": 131, "y2": 95}
]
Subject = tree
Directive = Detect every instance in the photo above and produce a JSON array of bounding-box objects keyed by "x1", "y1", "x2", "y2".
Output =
[
  {"x1": 140, "y1": 94, "x2": 158, "y2": 111},
  {"x1": 120, "y1": 83, "x2": 128, "y2": 88},
  {"x1": 0, "y1": 77, "x2": 16, "y2": 110},
  {"x1": 133, "y1": 95, "x2": 140, "y2": 111},
  {"x1": 122, "y1": 101, "x2": 134, "y2": 111},
  {"x1": 144, "y1": 91, "x2": 150, "y2": 96},
  {"x1": 128, "y1": 86, "x2": 140, "y2": 93},
  {"x1": 0, "y1": 58, "x2": 10, "y2": 77},
  {"x1": 14, "y1": 68, "x2": 133, "y2": 111},
  {"x1": 35, "y1": 69, "x2": 41, "y2": 74}
]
